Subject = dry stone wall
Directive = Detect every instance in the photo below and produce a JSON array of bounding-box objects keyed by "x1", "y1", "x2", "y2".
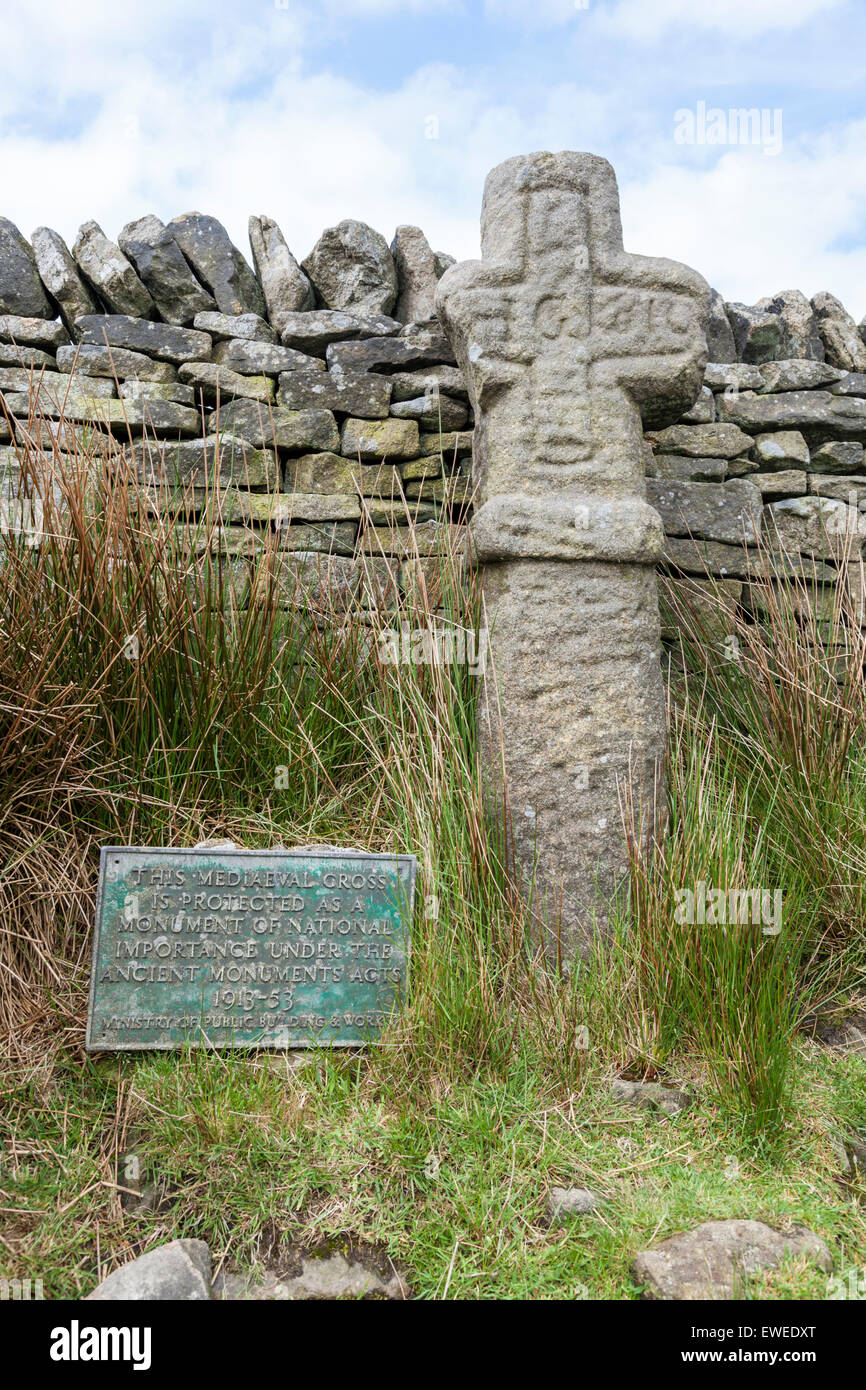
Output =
[
  {"x1": 0, "y1": 206, "x2": 865, "y2": 628},
  {"x1": 0, "y1": 212, "x2": 470, "y2": 612}
]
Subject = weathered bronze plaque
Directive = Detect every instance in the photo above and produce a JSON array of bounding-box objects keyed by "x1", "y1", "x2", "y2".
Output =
[{"x1": 86, "y1": 846, "x2": 415, "y2": 1050}]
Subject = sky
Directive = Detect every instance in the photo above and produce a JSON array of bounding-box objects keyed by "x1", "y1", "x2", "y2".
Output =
[{"x1": 1, "y1": 0, "x2": 864, "y2": 319}]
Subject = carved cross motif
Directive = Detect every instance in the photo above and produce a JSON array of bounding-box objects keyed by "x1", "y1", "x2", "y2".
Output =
[
  {"x1": 436, "y1": 152, "x2": 710, "y2": 950},
  {"x1": 440, "y1": 155, "x2": 708, "y2": 529}
]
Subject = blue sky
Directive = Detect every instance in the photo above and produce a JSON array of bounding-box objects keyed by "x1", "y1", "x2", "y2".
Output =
[{"x1": 2, "y1": 0, "x2": 864, "y2": 317}]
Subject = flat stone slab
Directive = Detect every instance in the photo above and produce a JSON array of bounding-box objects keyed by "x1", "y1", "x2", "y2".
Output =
[
  {"x1": 719, "y1": 389, "x2": 866, "y2": 436},
  {"x1": 86, "y1": 846, "x2": 415, "y2": 1050},
  {"x1": 632, "y1": 1220, "x2": 832, "y2": 1300},
  {"x1": 215, "y1": 1253, "x2": 407, "y2": 1301},
  {"x1": 646, "y1": 478, "x2": 762, "y2": 545},
  {"x1": 87, "y1": 1239, "x2": 212, "y2": 1300},
  {"x1": 611, "y1": 1079, "x2": 691, "y2": 1115}
]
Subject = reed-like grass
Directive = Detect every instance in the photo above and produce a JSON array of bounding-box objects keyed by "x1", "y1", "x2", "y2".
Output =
[{"x1": 1, "y1": 395, "x2": 863, "y2": 1151}]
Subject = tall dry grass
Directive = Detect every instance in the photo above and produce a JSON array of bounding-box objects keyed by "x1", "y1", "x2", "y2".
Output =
[{"x1": 1, "y1": 389, "x2": 863, "y2": 1146}]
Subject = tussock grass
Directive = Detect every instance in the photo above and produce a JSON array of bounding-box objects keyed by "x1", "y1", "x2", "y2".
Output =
[{"x1": 0, "y1": 398, "x2": 864, "y2": 1295}]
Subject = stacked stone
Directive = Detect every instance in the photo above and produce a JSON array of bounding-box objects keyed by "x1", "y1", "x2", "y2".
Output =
[
  {"x1": 646, "y1": 329, "x2": 866, "y2": 636},
  {"x1": 0, "y1": 213, "x2": 472, "y2": 610},
  {"x1": 2, "y1": 195, "x2": 864, "y2": 632}
]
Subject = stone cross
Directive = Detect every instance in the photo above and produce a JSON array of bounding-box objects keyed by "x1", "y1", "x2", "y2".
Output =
[{"x1": 436, "y1": 152, "x2": 709, "y2": 955}]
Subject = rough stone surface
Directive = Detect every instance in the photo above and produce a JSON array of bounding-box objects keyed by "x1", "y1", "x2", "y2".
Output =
[
  {"x1": 437, "y1": 150, "x2": 709, "y2": 949},
  {"x1": 756, "y1": 290, "x2": 824, "y2": 361},
  {"x1": 361, "y1": 518, "x2": 453, "y2": 557},
  {"x1": 809, "y1": 474, "x2": 866, "y2": 505},
  {"x1": 752, "y1": 470, "x2": 808, "y2": 497},
  {"x1": 279, "y1": 521, "x2": 356, "y2": 555},
  {"x1": 419, "y1": 430, "x2": 473, "y2": 457},
  {"x1": 809, "y1": 440, "x2": 865, "y2": 473},
  {"x1": 646, "y1": 454, "x2": 727, "y2": 483},
  {"x1": 340, "y1": 416, "x2": 419, "y2": 461},
  {"x1": 219, "y1": 398, "x2": 339, "y2": 453},
  {"x1": 718, "y1": 389, "x2": 866, "y2": 438},
  {"x1": 193, "y1": 310, "x2": 276, "y2": 344},
  {"x1": 0, "y1": 343, "x2": 55, "y2": 369},
  {"x1": 549, "y1": 1186, "x2": 604, "y2": 1220},
  {"x1": 400, "y1": 455, "x2": 445, "y2": 483},
  {"x1": 812, "y1": 1010, "x2": 866, "y2": 1055},
  {"x1": 118, "y1": 214, "x2": 215, "y2": 325},
  {"x1": 214, "y1": 1253, "x2": 406, "y2": 1301},
  {"x1": 680, "y1": 386, "x2": 714, "y2": 424},
  {"x1": 133, "y1": 434, "x2": 278, "y2": 488},
  {"x1": 705, "y1": 289, "x2": 736, "y2": 363},
  {"x1": 87, "y1": 1239, "x2": 212, "y2": 1301},
  {"x1": 765, "y1": 495, "x2": 863, "y2": 560},
  {"x1": 391, "y1": 225, "x2": 441, "y2": 324},
  {"x1": 178, "y1": 361, "x2": 274, "y2": 404},
  {"x1": 812, "y1": 291, "x2": 866, "y2": 372},
  {"x1": 704, "y1": 362, "x2": 763, "y2": 392},
  {"x1": 248, "y1": 214, "x2": 315, "y2": 329},
  {"x1": 279, "y1": 309, "x2": 401, "y2": 355},
  {"x1": 646, "y1": 478, "x2": 762, "y2": 544},
  {"x1": 269, "y1": 553, "x2": 362, "y2": 614},
  {"x1": 121, "y1": 378, "x2": 195, "y2": 405},
  {"x1": 0, "y1": 315, "x2": 68, "y2": 350},
  {"x1": 303, "y1": 219, "x2": 398, "y2": 317},
  {"x1": 753, "y1": 430, "x2": 810, "y2": 470},
  {"x1": 286, "y1": 452, "x2": 399, "y2": 496},
  {"x1": 0, "y1": 219, "x2": 53, "y2": 318},
  {"x1": 279, "y1": 492, "x2": 360, "y2": 523},
  {"x1": 277, "y1": 369, "x2": 391, "y2": 418},
  {"x1": 664, "y1": 536, "x2": 829, "y2": 582},
  {"x1": 0, "y1": 367, "x2": 113, "y2": 398},
  {"x1": 758, "y1": 359, "x2": 843, "y2": 393},
  {"x1": 389, "y1": 394, "x2": 468, "y2": 431},
  {"x1": 75, "y1": 314, "x2": 212, "y2": 364},
  {"x1": 169, "y1": 213, "x2": 266, "y2": 318},
  {"x1": 611, "y1": 1079, "x2": 691, "y2": 1114},
  {"x1": 56, "y1": 343, "x2": 177, "y2": 382},
  {"x1": 327, "y1": 331, "x2": 456, "y2": 374},
  {"x1": 31, "y1": 226, "x2": 98, "y2": 332},
  {"x1": 391, "y1": 366, "x2": 468, "y2": 402},
  {"x1": 660, "y1": 575, "x2": 743, "y2": 642},
  {"x1": 632, "y1": 1220, "x2": 832, "y2": 1301},
  {"x1": 646, "y1": 422, "x2": 752, "y2": 458},
  {"x1": 212, "y1": 338, "x2": 323, "y2": 376},
  {"x1": 725, "y1": 301, "x2": 785, "y2": 364},
  {"x1": 3, "y1": 391, "x2": 199, "y2": 436},
  {"x1": 831, "y1": 373, "x2": 866, "y2": 398},
  {"x1": 72, "y1": 221, "x2": 155, "y2": 318}
]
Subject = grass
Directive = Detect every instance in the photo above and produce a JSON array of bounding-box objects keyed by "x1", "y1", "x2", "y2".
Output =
[
  {"x1": 0, "y1": 398, "x2": 864, "y2": 1298},
  {"x1": 3, "y1": 1039, "x2": 864, "y2": 1299}
]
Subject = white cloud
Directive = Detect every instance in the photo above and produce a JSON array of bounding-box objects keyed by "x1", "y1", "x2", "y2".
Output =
[
  {"x1": 483, "y1": 0, "x2": 587, "y2": 25},
  {"x1": 600, "y1": 0, "x2": 846, "y2": 41},
  {"x1": 0, "y1": 0, "x2": 862, "y2": 325},
  {"x1": 619, "y1": 121, "x2": 866, "y2": 320},
  {"x1": 485, "y1": 0, "x2": 845, "y2": 34},
  {"x1": 0, "y1": 54, "x2": 492, "y2": 268}
]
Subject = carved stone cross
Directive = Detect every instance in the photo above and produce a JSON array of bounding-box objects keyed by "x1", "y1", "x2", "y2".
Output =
[{"x1": 436, "y1": 152, "x2": 709, "y2": 955}]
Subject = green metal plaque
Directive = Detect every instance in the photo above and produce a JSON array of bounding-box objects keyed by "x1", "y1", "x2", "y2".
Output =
[{"x1": 86, "y1": 846, "x2": 415, "y2": 1050}]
